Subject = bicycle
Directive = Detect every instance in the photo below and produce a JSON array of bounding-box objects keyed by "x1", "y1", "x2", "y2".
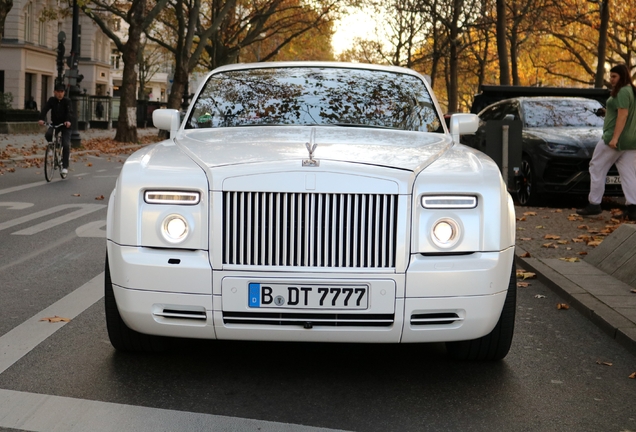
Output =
[{"x1": 44, "y1": 123, "x2": 66, "y2": 181}]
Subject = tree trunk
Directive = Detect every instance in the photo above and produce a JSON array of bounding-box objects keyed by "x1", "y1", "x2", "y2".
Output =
[
  {"x1": 594, "y1": 0, "x2": 610, "y2": 87},
  {"x1": 510, "y1": 30, "x2": 519, "y2": 85},
  {"x1": 447, "y1": 0, "x2": 462, "y2": 113},
  {"x1": 167, "y1": 63, "x2": 188, "y2": 110},
  {"x1": 114, "y1": 11, "x2": 143, "y2": 143},
  {"x1": 0, "y1": 0, "x2": 13, "y2": 40},
  {"x1": 496, "y1": 0, "x2": 510, "y2": 85}
]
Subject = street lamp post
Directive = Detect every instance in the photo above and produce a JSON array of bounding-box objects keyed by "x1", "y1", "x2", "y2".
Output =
[{"x1": 68, "y1": 0, "x2": 81, "y2": 148}]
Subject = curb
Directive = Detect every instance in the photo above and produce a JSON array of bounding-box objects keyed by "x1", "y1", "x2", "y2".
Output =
[{"x1": 515, "y1": 246, "x2": 636, "y2": 356}]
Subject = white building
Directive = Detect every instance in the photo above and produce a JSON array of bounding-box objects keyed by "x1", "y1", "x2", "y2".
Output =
[{"x1": 0, "y1": 0, "x2": 111, "y2": 110}]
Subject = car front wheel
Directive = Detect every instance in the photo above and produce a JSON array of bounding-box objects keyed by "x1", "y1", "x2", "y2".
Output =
[
  {"x1": 445, "y1": 261, "x2": 516, "y2": 361},
  {"x1": 104, "y1": 255, "x2": 166, "y2": 353},
  {"x1": 516, "y1": 156, "x2": 537, "y2": 206}
]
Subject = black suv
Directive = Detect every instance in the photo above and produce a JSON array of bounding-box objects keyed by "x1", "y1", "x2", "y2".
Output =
[{"x1": 463, "y1": 86, "x2": 621, "y2": 205}]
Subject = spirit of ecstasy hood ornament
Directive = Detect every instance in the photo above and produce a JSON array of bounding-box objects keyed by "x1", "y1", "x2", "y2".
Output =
[{"x1": 303, "y1": 127, "x2": 319, "y2": 167}]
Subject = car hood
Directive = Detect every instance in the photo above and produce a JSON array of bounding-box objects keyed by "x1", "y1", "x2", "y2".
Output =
[
  {"x1": 175, "y1": 126, "x2": 451, "y2": 172},
  {"x1": 526, "y1": 126, "x2": 602, "y2": 149}
]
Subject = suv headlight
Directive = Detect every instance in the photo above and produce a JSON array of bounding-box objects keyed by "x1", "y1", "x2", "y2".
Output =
[{"x1": 543, "y1": 142, "x2": 578, "y2": 154}]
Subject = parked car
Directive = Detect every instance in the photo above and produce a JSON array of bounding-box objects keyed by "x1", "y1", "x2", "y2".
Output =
[
  {"x1": 106, "y1": 62, "x2": 516, "y2": 360},
  {"x1": 463, "y1": 96, "x2": 620, "y2": 205}
]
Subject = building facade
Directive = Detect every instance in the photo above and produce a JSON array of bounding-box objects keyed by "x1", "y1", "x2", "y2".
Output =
[{"x1": 0, "y1": 0, "x2": 112, "y2": 110}]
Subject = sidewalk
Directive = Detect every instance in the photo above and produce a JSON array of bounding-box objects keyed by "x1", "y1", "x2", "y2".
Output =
[
  {"x1": 0, "y1": 127, "x2": 161, "y2": 164},
  {"x1": 515, "y1": 203, "x2": 636, "y2": 356}
]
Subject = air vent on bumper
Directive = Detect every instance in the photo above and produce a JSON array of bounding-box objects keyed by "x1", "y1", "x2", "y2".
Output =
[
  {"x1": 153, "y1": 307, "x2": 207, "y2": 321},
  {"x1": 410, "y1": 312, "x2": 462, "y2": 326},
  {"x1": 223, "y1": 311, "x2": 394, "y2": 327}
]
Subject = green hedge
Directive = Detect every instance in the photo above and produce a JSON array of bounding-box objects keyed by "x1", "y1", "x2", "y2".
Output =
[{"x1": 0, "y1": 109, "x2": 41, "y2": 122}]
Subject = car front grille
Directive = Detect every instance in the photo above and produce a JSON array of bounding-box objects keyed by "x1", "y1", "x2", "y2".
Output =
[
  {"x1": 223, "y1": 311, "x2": 394, "y2": 327},
  {"x1": 223, "y1": 191, "x2": 398, "y2": 268}
]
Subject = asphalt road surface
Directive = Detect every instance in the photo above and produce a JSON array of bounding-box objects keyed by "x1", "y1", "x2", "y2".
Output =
[{"x1": 0, "y1": 154, "x2": 635, "y2": 432}]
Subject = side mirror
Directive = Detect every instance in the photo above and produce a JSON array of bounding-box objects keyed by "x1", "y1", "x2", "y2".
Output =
[
  {"x1": 152, "y1": 109, "x2": 181, "y2": 139},
  {"x1": 449, "y1": 113, "x2": 479, "y2": 143}
]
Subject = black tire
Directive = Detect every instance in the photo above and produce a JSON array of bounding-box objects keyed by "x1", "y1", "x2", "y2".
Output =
[
  {"x1": 446, "y1": 261, "x2": 517, "y2": 361},
  {"x1": 516, "y1": 156, "x2": 538, "y2": 206},
  {"x1": 44, "y1": 143, "x2": 54, "y2": 182},
  {"x1": 104, "y1": 255, "x2": 166, "y2": 353}
]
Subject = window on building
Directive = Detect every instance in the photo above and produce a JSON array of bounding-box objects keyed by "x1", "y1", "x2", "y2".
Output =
[
  {"x1": 24, "y1": 2, "x2": 34, "y2": 42},
  {"x1": 39, "y1": 15, "x2": 47, "y2": 45}
]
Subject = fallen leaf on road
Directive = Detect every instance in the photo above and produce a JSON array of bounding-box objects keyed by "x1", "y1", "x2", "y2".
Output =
[
  {"x1": 520, "y1": 252, "x2": 531, "y2": 258},
  {"x1": 517, "y1": 282, "x2": 530, "y2": 287},
  {"x1": 86, "y1": 163, "x2": 93, "y2": 167},
  {"x1": 95, "y1": 195, "x2": 105, "y2": 200},
  {"x1": 557, "y1": 303, "x2": 570, "y2": 309},
  {"x1": 39, "y1": 316, "x2": 71, "y2": 323},
  {"x1": 572, "y1": 238, "x2": 585, "y2": 243},
  {"x1": 577, "y1": 225, "x2": 589, "y2": 230},
  {"x1": 551, "y1": 209, "x2": 563, "y2": 213},
  {"x1": 609, "y1": 218, "x2": 622, "y2": 224},
  {"x1": 535, "y1": 225, "x2": 544, "y2": 229},
  {"x1": 517, "y1": 227, "x2": 526, "y2": 231},
  {"x1": 629, "y1": 372, "x2": 636, "y2": 379},
  {"x1": 559, "y1": 257, "x2": 580, "y2": 262},
  {"x1": 534, "y1": 294, "x2": 546, "y2": 299},
  {"x1": 587, "y1": 240, "x2": 603, "y2": 247},
  {"x1": 578, "y1": 251, "x2": 588, "y2": 256},
  {"x1": 557, "y1": 240, "x2": 569, "y2": 244},
  {"x1": 596, "y1": 360, "x2": 612, "y2": 366},
  {"x1": 542, "y1": 242, "x2": 558, "y2": 248},
  {"x1": 517, "y1": 216, "x2": 526, "y2": 222},
  {"x1": 544, "y1": 234, "x2": 561, "y2": 240},
  {"x1": 524, "y1": 212, "x2": 537, "y2": 216},
  {"x1": 630, "y1": 289, "x2": 636, "y2": 294},
  {"x1": 72, "y1": 193, "x2": 80, "y2": 197},
  {"x1": 520, "y1": 237, "x2": 532, "y2": 241},
  {"x1": 517, "y1": 271, "x2": 536, "y2": 280},
  {"x1": 542, "y1": 216, "x2": 550, "y2": 219}
]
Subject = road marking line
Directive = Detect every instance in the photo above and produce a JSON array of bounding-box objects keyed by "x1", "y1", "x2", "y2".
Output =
[
  {"x1": 0, "y1": 204, "x2": 105, "y2": 235},
  {"x1": 0, "y1": 273, "x2": 103, "y2": 375},
  {"x1": 0, "y1": 388, "x2": 344, "y2": 432},
  {"x1": 0, "y1": 181, "x2": 47, "y2": 196},
  {"x1": 0, "y1": 274, "x2": 347, "y2": 432}
]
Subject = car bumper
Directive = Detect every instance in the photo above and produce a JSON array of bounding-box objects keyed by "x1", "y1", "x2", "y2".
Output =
[{"x1": 107, "y1": 242, "x2": 514, "y2": 343}]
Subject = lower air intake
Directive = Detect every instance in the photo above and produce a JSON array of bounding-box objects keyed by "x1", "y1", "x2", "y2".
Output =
[{"x1": 223, "y1": 311, "x2": 394, "y2": 327}]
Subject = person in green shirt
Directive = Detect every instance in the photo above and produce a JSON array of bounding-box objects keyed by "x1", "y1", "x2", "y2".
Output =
[{"x1": 577, "y1": 64, "x2": 636, "y2": 219}]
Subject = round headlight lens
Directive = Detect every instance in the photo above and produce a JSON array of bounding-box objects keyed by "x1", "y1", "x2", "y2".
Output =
[
  {"x1": 162, "y1": 214, "x2": 188, "y2": 242},
  {"x1": 431, "y1": 218, "x2": 460, "y2": 248}
]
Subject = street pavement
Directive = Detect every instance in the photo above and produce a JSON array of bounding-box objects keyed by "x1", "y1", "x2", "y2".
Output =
[
  {"x1": 0, "y1": 127, "x2": 160, "y2": 164},
  {"x1": 515, "y1": 202, "x2": 636, "y2": 356},
  {"x1": 2, "y1": 128, "x2": 635, "y2": 357}
]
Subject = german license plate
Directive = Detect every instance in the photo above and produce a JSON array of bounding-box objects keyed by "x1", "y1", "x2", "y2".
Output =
[
  {"x1": 248, "y1": 283, "x2": 368, "y2": 309},
  {"x1": 606, "y1": 175, "x2": 621, "y2": 184}
]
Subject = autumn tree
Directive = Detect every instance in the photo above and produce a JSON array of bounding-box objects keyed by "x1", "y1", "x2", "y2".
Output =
[
  {"x1": 147, "y1": 0, "x2": 339, "y2": 110},
  {"x1": 81, "y1": 0, "x2": 169, "y2": 143}
]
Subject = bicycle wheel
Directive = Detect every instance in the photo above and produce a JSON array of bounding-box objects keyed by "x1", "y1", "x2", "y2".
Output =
[
  {"x1": 44, "y1": 143, "x2": 55, "y2": 182},
  {"x1": 55, "y1": 139, "x2": 66, "y2": 179}
]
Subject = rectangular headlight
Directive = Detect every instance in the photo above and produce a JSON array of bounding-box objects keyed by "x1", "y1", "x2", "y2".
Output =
[
  {"x1": 144, "y1": 191, "x2": 201, "y2": 205},
  {"x1": 422, "y1": 195, "x2": 477, "y2": 209}
]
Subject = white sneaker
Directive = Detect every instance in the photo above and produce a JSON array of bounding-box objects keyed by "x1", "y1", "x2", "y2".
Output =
[{"x1": 61, "y1": 168, "x2": 68, "y2": 178}]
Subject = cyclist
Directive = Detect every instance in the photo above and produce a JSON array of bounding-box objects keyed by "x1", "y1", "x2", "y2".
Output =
[{"x1": 38, "y1": 84, "x2": 74, "y2": 176}]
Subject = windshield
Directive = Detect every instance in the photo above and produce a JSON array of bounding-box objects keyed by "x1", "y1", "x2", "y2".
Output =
[
  {"x1": 186, "y1": 67, "x2": 442, "y2": 132},
  {"x1": 522, "y1": 99, "x2": 604, "y2": 128}
]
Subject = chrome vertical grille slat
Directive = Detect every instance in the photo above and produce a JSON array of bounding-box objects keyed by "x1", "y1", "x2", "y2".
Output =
[{"x1": 223, "y1": 192, "x2": 398, "y2": 268}]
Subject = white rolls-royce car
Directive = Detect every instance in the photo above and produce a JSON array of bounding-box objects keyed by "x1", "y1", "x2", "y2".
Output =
[{"x1": 106, "y1": 62, "x2": 516, "y2": 360}]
